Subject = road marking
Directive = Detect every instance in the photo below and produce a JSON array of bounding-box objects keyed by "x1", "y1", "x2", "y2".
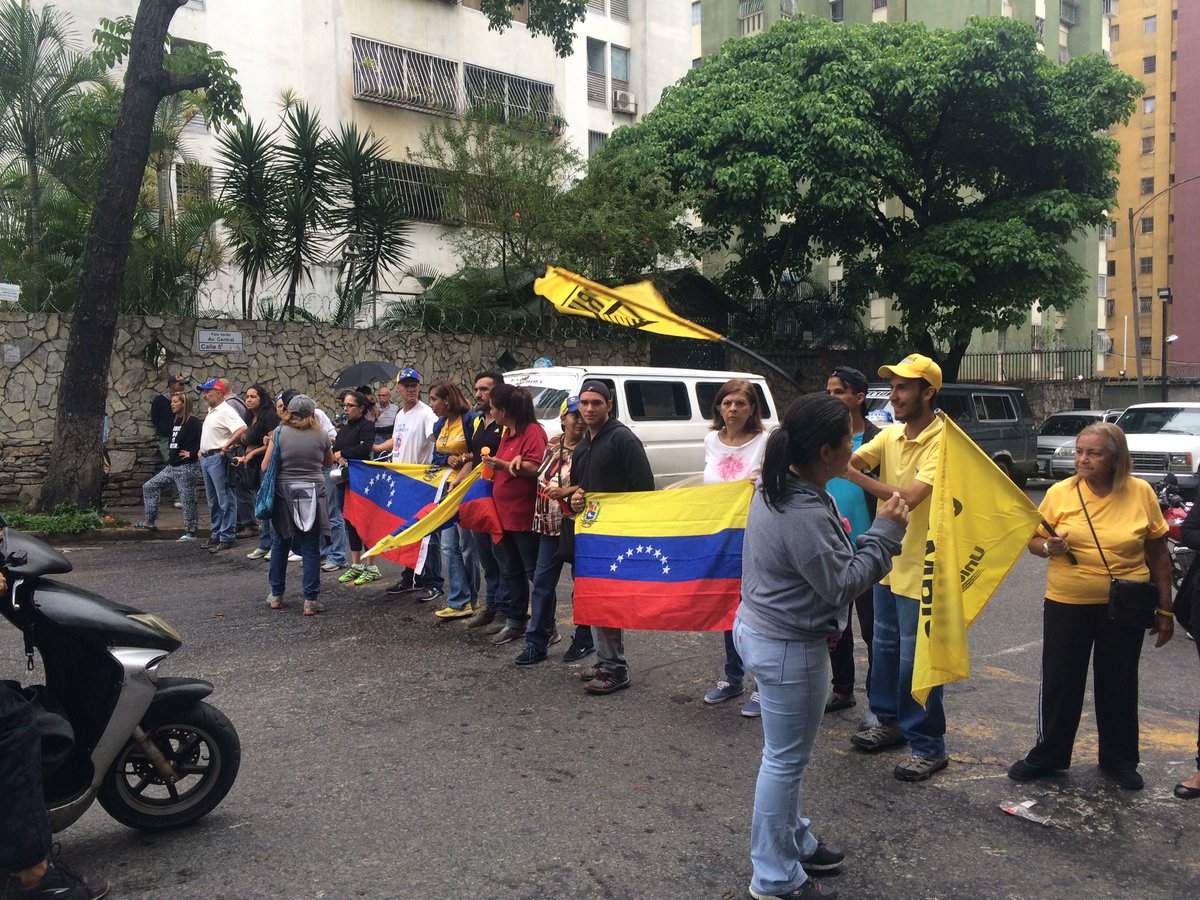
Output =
[{"x1": 982, "y1": 639, "x2": 1042, "y2": 659}]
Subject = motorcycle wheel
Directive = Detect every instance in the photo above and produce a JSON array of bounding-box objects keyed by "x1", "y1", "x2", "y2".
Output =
[{"x1": 96, "y1": 700, "x2": 241, "y2": 832}]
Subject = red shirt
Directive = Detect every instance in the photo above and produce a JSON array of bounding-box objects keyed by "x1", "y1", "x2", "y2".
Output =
[{"x1": 492, "y1": 423, "x2": 548, "y2": 532}]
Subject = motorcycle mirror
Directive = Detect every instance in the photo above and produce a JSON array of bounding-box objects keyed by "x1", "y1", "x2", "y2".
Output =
[{"x1": 6, "y1": 551, "x2": 28, "y2": 568}]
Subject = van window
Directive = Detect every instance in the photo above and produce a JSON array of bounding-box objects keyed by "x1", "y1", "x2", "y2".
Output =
[
  {"x1": 934, "y1": 393, "x2": 972, "y2": 423},
  {"x1": 695, "y1": 382, "x2": 773, "y2": 420},
  {"x1": 625, "y1": 380, "x2": 691, "y2": 421},
  {"x1": 973, "y1": 393, "x2": 1017, "y2": 422}
]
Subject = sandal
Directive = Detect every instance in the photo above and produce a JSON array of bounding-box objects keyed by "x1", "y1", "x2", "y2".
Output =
[{"x1": 134, "y1": 521, "x2": 158, "y2": 532}]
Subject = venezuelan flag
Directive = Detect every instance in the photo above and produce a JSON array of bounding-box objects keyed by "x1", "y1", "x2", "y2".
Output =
[
  {"x1": 573, "y1": 480, "x2": 754, "y2": 631},
  {"x1": 343, "y1": 461, "x2": 448, "y2": 570}
]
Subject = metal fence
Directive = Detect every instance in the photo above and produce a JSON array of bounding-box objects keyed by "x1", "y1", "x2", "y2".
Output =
[{"x1": 957, "y1": 349, "x2": 1095, "y2": 383}]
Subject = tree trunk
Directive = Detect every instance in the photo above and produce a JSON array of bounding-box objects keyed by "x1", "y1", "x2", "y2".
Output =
[{"x1": 37, "y1": 0, "x2": 205, "y2": 511}]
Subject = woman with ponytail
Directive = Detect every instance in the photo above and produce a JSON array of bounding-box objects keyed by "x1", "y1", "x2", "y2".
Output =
[{"x1": 735, "y1": 393, "x2": 910, "y2": 900}]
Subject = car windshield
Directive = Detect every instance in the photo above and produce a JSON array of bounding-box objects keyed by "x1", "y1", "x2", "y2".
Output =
[
  {"x1": 1115, "y1": 407, "x2": 1200, "y2": 436},
  {"x1": 1038, "y1": 415, "x2": 1097, "y2": 437}
]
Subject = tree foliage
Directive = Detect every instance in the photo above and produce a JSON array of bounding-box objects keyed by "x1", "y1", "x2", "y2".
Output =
[
  {"x1": 613, "y1": 15, "x2": 1140, "y2": 375},
  {"x1": 478, "y1": 0, "x2": 588, "y2": 57}
]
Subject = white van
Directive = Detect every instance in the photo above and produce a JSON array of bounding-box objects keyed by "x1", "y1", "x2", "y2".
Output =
[{"x1": 503, "y1": 366, "x2": 780, "y2": 488}]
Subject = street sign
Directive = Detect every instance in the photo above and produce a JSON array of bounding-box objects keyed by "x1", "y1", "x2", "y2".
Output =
[
  {"x1": 0, "y1": 282, "x2": 20, "y2": 303},
  {"x1": 196, "y1": 329, "x2": 244, "y2": 353}
]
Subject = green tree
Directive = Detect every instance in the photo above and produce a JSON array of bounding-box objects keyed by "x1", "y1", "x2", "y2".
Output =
[
  {"x1": 216, "y1": 115, "x2": 277, "y2": 317},
  {"x1": 477, "y1": 0, "x2": 588, "y2": 57},
  {"x1": 616, "y1": 15, "x2": 1140, "y2": 379},
  {"x1": 38, "y1": 0, "x2": 241, "y2": 511},
  {"x1": 271, "y1": 101, "x2": 331, "y2": 318}
]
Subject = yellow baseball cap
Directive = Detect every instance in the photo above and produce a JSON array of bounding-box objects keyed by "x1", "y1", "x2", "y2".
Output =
[{"x1": 878, "y1": 353, "x2": 943, "y2": 391}]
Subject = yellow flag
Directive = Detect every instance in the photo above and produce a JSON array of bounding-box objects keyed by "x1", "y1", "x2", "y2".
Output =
[
  {"x1": 912, "y1": 414, "x2": 1043, "y2": 706},
  {"x1": 533, "y1": 266, "x2": 723, "y2": 341}
]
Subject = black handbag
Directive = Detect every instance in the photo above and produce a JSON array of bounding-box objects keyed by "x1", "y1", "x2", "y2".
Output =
[
  {"x1": 1075, "y1": 482, "x2": 1160, "y2": 630},
  {"x1": 555, "y1": 516, "x2": 575, "y2": 565}
]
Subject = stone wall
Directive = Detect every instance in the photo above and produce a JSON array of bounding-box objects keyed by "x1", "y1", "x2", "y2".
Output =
[{"x1": 0, "y1": 312, "x2": 648, "y2": 509}]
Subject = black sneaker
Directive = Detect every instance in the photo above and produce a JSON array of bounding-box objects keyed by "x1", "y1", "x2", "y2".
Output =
[
  {"x1": 199, "y1": 538, "x2": 217, "y2": 550},
  {"x1": 1101, "y1": 766, "x2": 1144, "y2": 790},
  {"x1": 514, "y1": 646, "x2": 547, "y2": 666},
  {"x1": 209, "y1": 541, "x2": 236, "y2": 553},
  {"x1": 562, "y1": 637, "x2": 596, "y2": 662},
  {"x1": 802, "y1": 840, "x2": 845, "y2": 874},
  {"x1": 7, "y1": 853, "x2": 109, "y2": 900},
  {"x1": 750, "y1": 878, "x2": 837, "y2": 899},
  {"x1": 385, "y1": 580, "x2": 415, "y2": 596},
  {"x1": 1007, "y1": 758, "x2": 1059, "y2": 782},
  {"x1": 410, "y1": 587, "x2": 442, "y2": 603}
]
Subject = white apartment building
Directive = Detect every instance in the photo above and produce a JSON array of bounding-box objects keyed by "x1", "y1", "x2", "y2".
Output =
[{"x1": 63, "y1": 0, "x2": 692, "y2": 310}]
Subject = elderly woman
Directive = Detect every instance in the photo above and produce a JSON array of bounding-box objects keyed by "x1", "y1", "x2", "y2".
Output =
[
  {"x1": 137, "y1": 391, "x2": 201, "y2": 540},
  {"x1": 735, "y1": 393, "x2": 908, "y2": 900},
  {"x1": 262, "y1": 394, "x2": 333, "y2": 616},
  {"x1": 1008, "y1": 423, "x2": 1173, "y2": 791}
]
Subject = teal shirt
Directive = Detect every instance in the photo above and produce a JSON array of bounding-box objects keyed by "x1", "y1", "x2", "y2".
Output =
[{"x1": 826, "y1": 431, "x2": 871, "y2": 539}]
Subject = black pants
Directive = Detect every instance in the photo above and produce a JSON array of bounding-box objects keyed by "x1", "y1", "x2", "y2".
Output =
[
  {"x1": 829, "y1": 588, "x2": 874, "y2": 696},
  {"x1": 1025, "y1": 599, "x2": 1145, "y2": 773},
  {"x1": 0, "y1": 682, "x2": 52, "y2": 872}
]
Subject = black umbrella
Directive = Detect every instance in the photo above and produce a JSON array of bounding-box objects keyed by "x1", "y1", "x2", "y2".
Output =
[{"x1": 331, "y1": 361, "x2": 400, "y2": 390}]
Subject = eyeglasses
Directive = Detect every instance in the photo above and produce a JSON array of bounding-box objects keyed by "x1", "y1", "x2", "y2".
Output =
[{"x1": 342, "y1": 403, "x2": 360, "y2": 409}]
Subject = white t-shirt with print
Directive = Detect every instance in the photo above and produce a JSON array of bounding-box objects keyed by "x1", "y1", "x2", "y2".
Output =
[
  {"x1": 702, "y1": 430, "x2": 768, "y2": 485},
  {"x1": 389, "y1": 400, "x2": 438, "y2": 464}
]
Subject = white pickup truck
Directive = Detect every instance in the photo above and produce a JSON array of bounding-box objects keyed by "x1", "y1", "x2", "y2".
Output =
[{"x1": 1112, "y1": 402, "x2": 1200, "y2": 492}]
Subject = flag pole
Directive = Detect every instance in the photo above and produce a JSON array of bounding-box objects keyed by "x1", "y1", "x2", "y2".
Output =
[{"x1": 719, "y1": 336, "x2": 804, "y2": 392}]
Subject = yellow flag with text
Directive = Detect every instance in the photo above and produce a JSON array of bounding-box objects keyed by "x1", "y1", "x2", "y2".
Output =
[
  {"x1": 533, "y1": 266, "x2": 723, "y2": 341},
  {"x1": 912, "y1": 414, "x2": 1043, "y2": 706}
]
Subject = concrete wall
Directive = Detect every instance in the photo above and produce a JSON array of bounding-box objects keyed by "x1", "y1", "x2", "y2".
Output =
[{"x1": 0, "y1": 312, "x2": 648, "y2": 509}]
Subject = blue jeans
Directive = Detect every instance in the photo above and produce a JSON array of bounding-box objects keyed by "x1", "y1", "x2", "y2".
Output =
[
  {"x1": 269, "y1": 526, "x2": 321, "y2": 600},
  {"x1": 721, "y1": 629, "x2": 745, "y2": 687},
  {"x1": 0, "y1": 683, "x2": 52, "y2": 872},
  {"x1": 526, "y1": 534, "x2": 563, "y2": 652},
  {"x1": 469, "y1": 528, "x2": 509, "y2": 616},
  {"x1": 442, "y1": 525, "x2": 479, "y2": 610},
  {"x1": 496, "y1": 530, "x2": 539, "y2": 627},
  {"x1": 322, "y1": 467, "x2": 348, "y2": 566},
  {"x1": 869, "y1": 584, "x2": 946, "y2": 757},
  {"x1": 734, "y1": 618, "x2": 829, "y2": 898},
  {"x1": 200, "y1": 453, "x2": 237, "y2": 543}
]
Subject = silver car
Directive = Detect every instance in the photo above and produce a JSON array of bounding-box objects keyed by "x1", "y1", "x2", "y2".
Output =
[{"x1": 1037, "y1": 411, "x2": 1107, "y2": 478}]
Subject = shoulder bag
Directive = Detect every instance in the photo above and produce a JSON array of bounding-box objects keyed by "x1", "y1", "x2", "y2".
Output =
[
  {"x1": 255, "y1": 427, "x2": 282, "y2": 519},
  {"x1": 1075, "y1": 481, "x2": 1159, "y2": 630}
]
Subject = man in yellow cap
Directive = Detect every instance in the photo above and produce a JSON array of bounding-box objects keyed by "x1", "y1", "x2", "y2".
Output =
[{"x1": 842, "y1": 353, "x2": 949, "y2": 782}]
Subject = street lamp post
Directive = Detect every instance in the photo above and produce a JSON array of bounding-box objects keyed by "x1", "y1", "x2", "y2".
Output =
[
  {"x1": 1159, "y1": 287, "x2": 1173, "y2": 402},
  {"x1": 1126, "y1": 173, "x2": 1200, "y2": 399}
]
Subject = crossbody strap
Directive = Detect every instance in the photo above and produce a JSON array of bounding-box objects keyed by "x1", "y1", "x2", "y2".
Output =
[{"x1": 1074, "y1": 480, "x2": 1114, "y2": 580}]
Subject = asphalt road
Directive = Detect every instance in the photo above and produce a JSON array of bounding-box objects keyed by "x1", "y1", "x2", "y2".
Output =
[{"x1": 4, "y1": 485, "x2": 1199, "y2": 899}]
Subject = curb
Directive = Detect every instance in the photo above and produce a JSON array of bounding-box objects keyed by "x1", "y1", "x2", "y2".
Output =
[{"x1": 28, "y1": 527, "x2": 189, "y2": 546}]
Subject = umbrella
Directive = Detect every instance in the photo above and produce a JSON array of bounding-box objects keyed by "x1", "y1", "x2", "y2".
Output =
[{"x1": 331, "y1": 361, "x2": 400, "y2": 390}]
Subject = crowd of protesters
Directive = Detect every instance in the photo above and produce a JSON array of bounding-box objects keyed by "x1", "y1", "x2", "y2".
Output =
[{"x1": 125, "y1": 354, "x2": 1187, "y2": 900}]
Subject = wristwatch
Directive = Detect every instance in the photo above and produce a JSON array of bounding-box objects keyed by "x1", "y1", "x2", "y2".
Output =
[{"x1": 1042, "y1": 540, "x2": 1051, "y2": 557}]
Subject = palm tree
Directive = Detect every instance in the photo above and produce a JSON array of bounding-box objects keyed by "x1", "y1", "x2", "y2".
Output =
[
  {"x1": 123, "y1": 197, "x2": 227, "y2": 316},
  {"x1": 0, "y1": 0, "x2": 105, "y2": 305},
  {"x1": 272, "y1": 101, "x2": 331, "y2": 318},
  {"x1": 216, "y1": 115, "x2": 278, "y2": 317}
]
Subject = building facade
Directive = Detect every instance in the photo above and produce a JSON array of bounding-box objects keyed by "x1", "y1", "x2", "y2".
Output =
[
  {"x1": 65, "y1": 0, "x2": 692, "y2": 313},
  {"x1": 1103, "y1": 0, "x2": 1193, "y2": 387},
  {"x1": 698, "y1": 0, "x2": 1108, "y2": 365}
]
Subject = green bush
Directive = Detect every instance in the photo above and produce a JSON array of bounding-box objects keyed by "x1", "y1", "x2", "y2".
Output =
[{"x1": 3, "y1": 504, "x2": 105, "y2": 535}]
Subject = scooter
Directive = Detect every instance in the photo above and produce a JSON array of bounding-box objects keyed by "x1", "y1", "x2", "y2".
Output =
[
  {"x1": 1157, "y1": 474, "x2": 1193, "y2": 591},
  {"x1": 1, "y1": 515, "x2": 241, "y2": 832}
]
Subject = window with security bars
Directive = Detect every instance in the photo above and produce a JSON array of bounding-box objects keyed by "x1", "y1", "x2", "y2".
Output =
[
  {"x1": 587, "y1": 38, "x2": 606, "y2": 102},
  {"x1": 1139, "y1": 336, "x2": 1151, "y2": 356},
  {"x1": 1098, "y1": 274, "x2": 1107, "y2": 298},
  {"x1": 1139, "y1": 257, "x2": 1153, "y2": 276},
  {"x1": 588, "y1": 131, "x2": 608, "y2": 158},
  {"x1": 1141, "y1": 177, "x2": 1154, "y2": 195},
  {"x1": 352, "y1": 36, "x2": 459, "y2": 114},
  {"x1": 830, "y1": 0, "x2": 844, "y2": 22},
  {"x1": 379, "y1": 161, "x2": 450, "y2": 224},
  {"x1": 739, "y1": 1, "x2": 765, "y2": 36},
  {"x1": 1139, "y1": 295, "x2": 1153, "y2": 314},
  {"x1": 465, "y1": 64, "x2": 556, "y2": 125},
  {"x1": 1141, "y1": 217, "x2": 1154, "y2": 234},
  {"x1": 1144, "y1": 56, "x2": 1156, "y2": 74},
  {"x1": 1142, "y1": 136, "x2": 1155, "y2": 154}
]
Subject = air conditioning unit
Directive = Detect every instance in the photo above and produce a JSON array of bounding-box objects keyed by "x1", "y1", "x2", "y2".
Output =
[{"x1": 612, "y1": 90, "x2": 638, "y2": 114}]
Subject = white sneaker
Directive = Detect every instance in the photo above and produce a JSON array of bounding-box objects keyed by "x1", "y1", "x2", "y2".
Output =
[
  {"x1": 173, "y1": 501, "x2": 182, "y2": 509},
  {"x1": 287, "y1": 551, "x2": 302, "y2": 562},
  {"x1": 246, "y1": 547, "x2": 268, "y2": 560}
]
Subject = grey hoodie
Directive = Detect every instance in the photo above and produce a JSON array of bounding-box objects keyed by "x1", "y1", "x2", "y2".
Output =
[{"x1": 736, "y1": 474, "x2": 905, "y2": 642}]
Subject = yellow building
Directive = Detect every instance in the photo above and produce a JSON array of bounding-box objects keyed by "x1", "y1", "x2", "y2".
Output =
[{"x1": 1104, "y1": 0, "x2": 1178, "y2": 380}]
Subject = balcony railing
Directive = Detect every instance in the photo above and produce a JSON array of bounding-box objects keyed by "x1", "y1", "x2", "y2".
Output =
[
  {"x1": 958, "y1": 349, "x2": 1095, "y2": 383},
  {"x1": 465, "y1": 64, "x2": 559, "y2": 128},
  {"x1": 353, "y1": 36, "x2": 459, "y2": 115}
]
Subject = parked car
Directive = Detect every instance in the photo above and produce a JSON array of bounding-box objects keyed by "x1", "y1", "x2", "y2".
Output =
[
  {"x1": 1036, "y1": 410, "x2": 1108, "y2": 478},
  {"x1": 865, "y1": 383, "x2": 1038, "y2": 487},
  {"x1": 503, "y1": 366, "x2": 780, "y2": 488}
]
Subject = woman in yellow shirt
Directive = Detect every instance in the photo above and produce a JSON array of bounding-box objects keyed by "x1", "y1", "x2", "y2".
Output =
[
  {"x1": 1008, "y1": 423, "x2": 1173, "y2": 791},
  {"x1": 429, "y1": 381, "x2": 482, "y2": 618}
]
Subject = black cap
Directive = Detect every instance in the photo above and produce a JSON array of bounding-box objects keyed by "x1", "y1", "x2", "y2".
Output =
[
  {"x1": 579, "y1": 380, "x2": 612, "y2": 401},
  {"x1": 831, "y1": 365, "x2": 868, "y2": 394}
]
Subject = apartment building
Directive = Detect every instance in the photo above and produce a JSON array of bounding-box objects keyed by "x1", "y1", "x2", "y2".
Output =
[
  {"x1": 65, "y1": 1, "x2": 691, "y2": 308},
  {"x1": 1103, "y1": 0, "x2": 1195, "y2": 385},
  {"x1": 697, "y1": 0, "x2": 1107, "y2": 365}
]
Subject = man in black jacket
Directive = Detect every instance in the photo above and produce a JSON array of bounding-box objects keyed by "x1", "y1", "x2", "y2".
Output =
[{"x1": 567, "y1": 380, "x2": 654, "y2": 694}]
